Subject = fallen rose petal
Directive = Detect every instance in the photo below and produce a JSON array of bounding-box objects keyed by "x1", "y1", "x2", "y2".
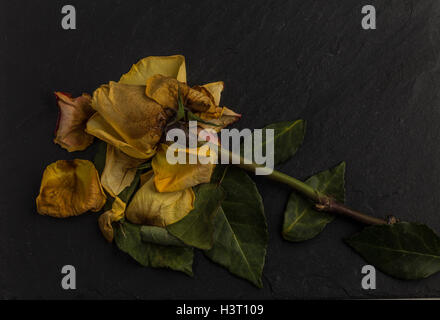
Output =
[
  {"x1": 36, "y1": 159, "x2": 106, "y2": 218},
  {"x1": 119, "y1": 55, "x2": 186, "y2": 85},
  {"x1": 54, "y1": 92, "x2": 95, "y2": 152},
  {"x1": 126, "y1": 171, "x2": 195, "y2": 227}
]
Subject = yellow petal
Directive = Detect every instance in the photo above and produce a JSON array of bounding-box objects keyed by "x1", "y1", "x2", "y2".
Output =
[
  {"x1": 86, "y1": 113, "x2": 155, "y2": 159},
  {"x1": 145, "y1": 74, "x2": 188, "y2": 110},
  {"x1": 54, "y1": 92, "x2": 95, "y2": 152},
  {"x1": 186, "y1": 86, "x2": 215, "y2": 112},
  {"x1": 126, "y1": 171, "x2": 195, "y2": 227},
  {"x1": 152, "y1": 144, "x2": 215, "y2": 192},
  {"x1": 101, "y1": 144, "x2": 144, "y2": 197},
  {"x1": 198, "y1": 107, "x2": 242, "y2": 132},
  {"x1": 202, "y1": 81, "x2": 224, "y2": 106},
  {"x1": 36, "y1": 160, "x2": 106, "y2": 218},
  {"x1": 87, "y1": 82, "x2": 169, "y2": 159},
  {"x1": 194, "y1": 82, "x2": 242, "y2": 131},
  {"x1": 196, "y1": 116, "x2": 240, "y2": 132},
  {"x1": 145, "y1": 74, "x2": 214, "y2": 112},
  {"x1": 98, "y1": 197, "x2": 126, "y2": 242},
  {"x1": 119, "y1": 55, "x2": 186, "y2": 85},
  {"x1": 222, "y1": 107, "x2": 242, "y2": 117}
]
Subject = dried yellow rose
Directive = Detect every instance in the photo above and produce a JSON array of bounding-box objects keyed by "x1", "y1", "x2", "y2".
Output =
[
  {"x1": 36, "y1": 159, "x2": 106, "y2": 218},
  {"x1": 86, "y1": 55, "x2": 187, "y2": 159}
]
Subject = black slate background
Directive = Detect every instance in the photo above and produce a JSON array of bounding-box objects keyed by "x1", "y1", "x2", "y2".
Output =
[{"x1": 1, "y1": 0, "x2": 440, "y2": 299}]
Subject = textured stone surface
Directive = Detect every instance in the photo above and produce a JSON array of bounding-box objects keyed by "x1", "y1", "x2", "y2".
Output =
[{"x1": 1, "y1": 0, "x2": 440, "y2": 299}]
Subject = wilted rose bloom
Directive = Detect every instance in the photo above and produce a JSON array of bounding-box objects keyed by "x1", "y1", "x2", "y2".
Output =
[
  {"x1": 86, "y1": 55, "x2": 241, "y2": 240},
  {"x1": 37, "y1": 55, "x2": 241, "y2": 243}
]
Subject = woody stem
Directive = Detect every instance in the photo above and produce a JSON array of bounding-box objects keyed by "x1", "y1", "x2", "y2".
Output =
[{"x1": 224, "y1": 149, "x2": 390, "y2": 225}]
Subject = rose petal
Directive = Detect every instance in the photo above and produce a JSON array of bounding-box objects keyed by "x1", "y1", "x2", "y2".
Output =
[
  {"x1": 54, "y1": 92, "x2": 95, "y2": 152},
  {"x1": 126, "y1": 171, "x2": 195, "y2": 227},
  {"x1": 86, "y1": 113, "x2": 153, "y2": 159},
  {"x1": 202, "y1": 81, "x2": 224, "y2": 106},
  {"x1": 186, "y1": 86, "x2": 214, "y2": 112},
  {"x1": 145, "y1": 74, "x2": 188, "y2": 110},
  {"x1": 197, "y1": 107, "x2": 242, "y2": 132},
  {"x1": 101, "y1": 144, "x2": 144, "y2": 197},
  {"x1": 87, "y1": 82, "x2": 169, "y2": 159},
  {"x1": 36, "y1": 159, "x2": 106, "y2": 218},
  {"x1": 119, "y1": 55, "x2": 186, "y2": 85},
  {"x1": 98, "y1": 196, "x2": 126, "y2": 242},
  {"x1": 194, "y1": 82, "x2": 242, "y2": 132},
  {"x1": 152, "y1": 144, "x2": 215, "y2": 193},
  {"x1": 145, "y1": 74, "x2": 214, "y2": 112}
]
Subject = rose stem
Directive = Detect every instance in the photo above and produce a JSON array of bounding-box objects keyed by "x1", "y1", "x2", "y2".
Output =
[{"x1": 222, "y1": 149, "x2": 390, "y2": 225}]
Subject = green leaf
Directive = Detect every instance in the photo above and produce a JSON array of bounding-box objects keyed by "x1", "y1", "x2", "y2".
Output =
[
  {"x1": 204, "y1": 166, "x2": 268, "y2": 288},
  {"x1": 210, "y1": 164, "x2": 229, "y2": 183},
  {"x1": 249, "y1": 120, "x2": 305, "y2": 166},
  {"x1": 114, "y1": 220, "x2": 194, "y2": 276},
  {"x1": 176, "y1": 91, "x2": 186, "y2": 121},
  {"x1": 282, "y1": 162, "x2": 345, "y2": 242},
  {"x1": 137, "y1": 162, "x2": 152, "y2": 171},
  {"x1": 167, "y1": 184, "x2": 225, "y2": 250},
  {"x1": 345, "y1": 222, "x2": 440, "y2": 280},
  {"x1": 140, "y1": 226, "x2": 187, "y2": 247},
  {"x1": 93, "y1": 141, "x2": 107, "y2": 175},
  {"x1": 118, "y1": 171, "x2": 141, "y2": 204}
]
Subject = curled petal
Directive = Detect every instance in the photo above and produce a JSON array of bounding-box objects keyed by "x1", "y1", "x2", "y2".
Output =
[
  {"x1": 54, "y1": 92, "x2": 95, "y2": 152},
  {"x1": 222, "y1": 107, "x2": 242, "y2": 117},
  {"x1": 126, "y1": 171, "x2": 195, "y2": 227},
  {"x1": 197, "y1": 107, "x2": 242, "y2": 132},
  {"x1": 202, "y1": 81, "x2": 224, "y2": 106},
  {"x1": 87, "y1": 82, "x2": 169, "y2": 159},
  {"x1": 101, "y1": 144, "x2": 144, "y2": 197},
  {"x1": 194, "y1": 82, "x2": 242, "y2": 131},
  {"x1": 152, "y1": 144, "x2": 215, "y2": 193},
  {"x1": 98, "y1": 197, "x2": 126, "y2": 242},
  {"x1": 86, "y1": 113, "x2": 154, "y2": 159},
  {"x1": 145, "y1": 74, "x2": 188, "y2": 110},
  {"x1": 145, "y1": 74, "x2": 214, "y2": 112},
  {"x1": 119, "y1": 55, "x2": 187, "y2": 85},
  {"x1": 36, "y1": 160, "x2": 106, "y2": 218},
  {"x1": 186, "y1": 86, "x2": 214, "y2": 112}
]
